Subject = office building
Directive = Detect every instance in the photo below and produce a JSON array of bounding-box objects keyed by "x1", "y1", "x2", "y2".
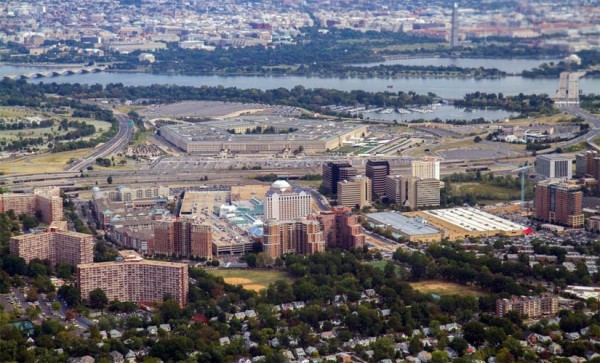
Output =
[
  {"x1": 411, "y1": 158, "x2": 441, "y2": 180},
  {"x1": 264, "y1": 181, "x2": 311, "y2": 220},
  {"x1": 385, "y1": 175, "x2": 404, "y2": 204},
  {"x1": 262, "y1": 218, "x2": 325, "y2": 259},
  {"x1": 322, "y1": 161, "x2": 357, "y2": 195},
  {"x1": 316, "y1": 207, "x2": 365, "y2": 250},
  {"x1": 153, "y1": 219, "x2": 212, "y2": 258},
  {"x1": 535, "y1": 155, "x2": 573, "y2": 179},
  {"x1": 337, "y1": 175, "x2": 372, "y2": 209},
  {"x1": 77, "y1": 250, "x2": 189, "y2": 307},
  {"x1": 406, "y1": 177, "x2": 441, "y2": 210},
  {"x1": 450, "y1": 2, "x2": 460, "y2": 48},
  {"x1": 534, "y1": 180, "x2": 584, "y2": 228},
  {"x1": 366, "y1": 160, "x2": 390, "y2": 198},
  {"x1": 10, "y1": 229, "x2": 94, "y2": 266},
  {"x1": 0, "y1": 187, "x2": 63, "y2": 224},
  {"x1": 386, "y1": 175, "x2": 440, "y2": 209},
  {"x1": 496, "y1": 294, "x2": 559, "y2": 318}
]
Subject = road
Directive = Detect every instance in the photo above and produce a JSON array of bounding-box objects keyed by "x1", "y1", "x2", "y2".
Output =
[
  {"x1": 66, "y1": 112, "x2": 134, "y2": 171},
  {"x1": 538, "y1": 104, "x2": 600, "y2": 154}
]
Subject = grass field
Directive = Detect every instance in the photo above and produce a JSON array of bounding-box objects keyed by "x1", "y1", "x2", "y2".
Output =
[
  {"x1": 0, "y1": 148, "x2": 93, "y2": 174},
  {"x1": 410, "y1": 280, "x2": 486, "y2": 297},
  {"x1": 454, "y1": 182, "x2": 521, "y2": 201},
  {"x1": 208, "y1": 269, "x2": 291, "y2": 292}
]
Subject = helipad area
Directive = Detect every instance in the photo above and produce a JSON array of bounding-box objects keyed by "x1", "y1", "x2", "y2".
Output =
[{"x1": 410, "y1": 207, "x2": 528, "y2": 240}]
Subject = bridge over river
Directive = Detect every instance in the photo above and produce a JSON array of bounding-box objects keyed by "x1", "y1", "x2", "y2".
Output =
[{"x1": 3, "y1": 65, "x2": 107, "y2": 80}]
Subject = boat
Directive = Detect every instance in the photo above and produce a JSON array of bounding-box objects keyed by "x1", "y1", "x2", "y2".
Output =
[{"x1": 387, "y1": 85, "x2": 394, "y2": 88}]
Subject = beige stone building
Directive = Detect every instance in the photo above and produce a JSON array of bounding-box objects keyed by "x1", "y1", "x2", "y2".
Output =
[{"x1": 337, "y1": 175, "x2": 372, "y2": 209}]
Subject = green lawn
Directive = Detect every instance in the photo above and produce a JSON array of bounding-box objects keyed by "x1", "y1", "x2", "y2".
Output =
[
  {"x1": 208, "y1": 269, "x2": 291, "y2": 292},
  {"x1": 410, "y1": 280, "x2": 486, "y2": 297}
]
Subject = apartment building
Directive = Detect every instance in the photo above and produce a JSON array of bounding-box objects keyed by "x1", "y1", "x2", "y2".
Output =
[
  {"x1": 10, "y1": 229, "x2": 94, "y2": 266},
  {"x1": 0, "y1": 187, "x2": 63, "y2": 224},
  {"x1": 365, "y1": 160, "x2": 390, "y2": 198},
  {"x1": 322, "y1": 161, "x2": 357, "y2": 195},
  {"x1": 411, "y1": 157, "x2": 441, "y2": 180},
  {"x1": 534, "y1": 180, "x2": 584, "y2": 228},
  {"x1": 337, "y1": 175, "x2": 372, "y2": 209},
  {"x1": 153, "y1": 219, "x2": 212, "y2": 259},
  {"x1": 535, "y1": 155, "x2": 573, "y2": 179},
  {"x1": 77, "y1": 250, "x2": 189, "y2": 307},
  {"x1": 496, "y1": 294, "x2": 559, "y2": 318},
  {"x1": 264, "y1": 181, "x2": 311, "y2": 221},
  {"x1": 262, "y1": 218, "x2": 325, "y2": 259},
  {"x1": 316, "y1": 207, "x2": 365, "y2": 250}
]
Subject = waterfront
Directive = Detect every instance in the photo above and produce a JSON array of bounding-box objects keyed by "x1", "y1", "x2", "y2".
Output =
[{"x1": 356, "y1": 57, "x2": 562, "y2": 73}]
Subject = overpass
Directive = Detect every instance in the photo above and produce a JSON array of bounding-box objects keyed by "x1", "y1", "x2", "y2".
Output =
[{"x1": 3, "y1": 65, "x2": 107, "y2": 80}]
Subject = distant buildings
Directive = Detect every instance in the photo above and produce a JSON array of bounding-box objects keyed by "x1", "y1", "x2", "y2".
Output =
[
  {"x1": 496, "y1": 294, "x2": 559, "y2": 318},
  {"x1": 411, "y1": 158, "x2": 440, "y2": 180},
  {"x1": 0, "y1": 187, "x2": 63, "y2": 224},
  {"x1": 264, "y1": 181, "x2": 312, "y2": 220},
  {"x1": 93, "y1": 185, "x2": 169, "y2": 202},
  {"x1": 10, "y1": 227, "x2": 94, "y2": 266},
  {"x1": 262, "y1": 217, "x2": 325, "y2": 259},
  {"x1": 322, "y1": 161, "x2": 357, "y2": 195},
  {"x1": 534, "y1": 180, "x2": 583, "y2": 228},
  {"x1": 365, "y1": 160, "x2": 390, "y2": 198},
  {"x1": 337, "y1": 175, "x2": 372, "y2": 209},
  {"x1": 78, "y1": 250, "x2": 189, "y2": 307},
  {"x1": 153, "y1": 219, "x2": 212, "y2": 259},
  {"x1": 535, "y1": 155, "x2": 573, "y2": 179},
  {"x1": 316, "y1": 207, "x2": 365, "y2": 250}
]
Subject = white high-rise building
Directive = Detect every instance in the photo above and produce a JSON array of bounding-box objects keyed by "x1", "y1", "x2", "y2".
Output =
[
  {"x1": 535, "y1": 155, "x2": 573, "y2": 179},
  {"x1": 264, "y1": 181, "x2": 312, "y2": 220},
  {"x1": 411, "y1": 158, "x2": 441, "y2": 180}
]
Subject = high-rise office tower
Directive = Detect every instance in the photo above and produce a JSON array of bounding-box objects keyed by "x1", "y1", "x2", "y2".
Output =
[
  {"x1": 337, "y1": 176, "x2": 372, "y2": 209},
  {"x1": 450, "y1": 2, "x2": 459, "y2": 48},
  {"x1": 322, "y1": 161, "x2": 357, "y2": 195},
  {"x1": 366, "y1": 160, "x2": 390, "y2": 198},
  {"x1": 411, "y1": 158, "x2": 441, "y2": 180}
]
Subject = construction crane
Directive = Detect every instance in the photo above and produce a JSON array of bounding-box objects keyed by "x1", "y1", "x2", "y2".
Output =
[{"x1": 513, "y1": 162, "x2": 530, "y2": 210}]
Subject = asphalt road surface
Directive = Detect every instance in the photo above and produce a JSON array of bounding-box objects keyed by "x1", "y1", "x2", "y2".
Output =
[{"x1": 66, "y1": 112, "x2": 134, "y2": 171}]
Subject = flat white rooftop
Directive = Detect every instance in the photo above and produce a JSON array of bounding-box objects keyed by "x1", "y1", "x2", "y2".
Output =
[{"x1": 425, "y1": 207, "x2": 526, "y2": 233}]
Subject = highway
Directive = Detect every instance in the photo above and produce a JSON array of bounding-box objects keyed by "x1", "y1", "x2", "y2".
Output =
[
  {"x1": 66, "y1": 112, "x2": 134, "y2": 172},
  {"x1": 537, "y1": 104, "x2": 600, "y2": 154}
]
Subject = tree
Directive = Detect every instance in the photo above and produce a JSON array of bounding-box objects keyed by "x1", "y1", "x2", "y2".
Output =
[
  {"x1": 431, "y1": 350, "x2": 449, "y2": 363},
  {"x1": 106, "y1": 175, "x2": 113, "y2": 184},
  {"x1": 256, "y1": 252, "x2": 273, "y2": 267},
  {"x1": 25, "y1": 288, "x2": 38, "y2": 302},
  {"x1": 160, "y1": 299, "x2": 181, "y2": 322},
  {"x1": 463, "y1": 321, "x2": 486, "y2": 346},
  {"x1": 474, "y1": 136, "x2": 483, "y2": 143},
  {"x1": 372, "y1": 337, "x2": 395, "y2": 361},
  {"x1": 89, "y1": 288, "x2": 108, "y2": 309},
  {"x1": 448, "y1": 337, "x2": 468, "y2": 356}
]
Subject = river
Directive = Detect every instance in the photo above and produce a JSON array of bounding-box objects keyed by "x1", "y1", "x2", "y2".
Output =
[{"x1": 1, "y1": 59, "x2": 597, "y2": 122}]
